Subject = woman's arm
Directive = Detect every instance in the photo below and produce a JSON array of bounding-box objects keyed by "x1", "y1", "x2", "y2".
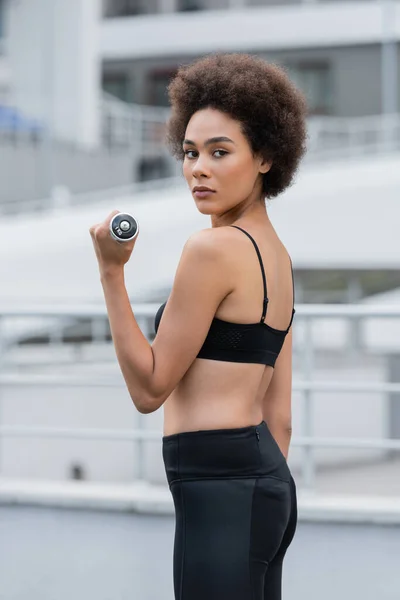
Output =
[
  {"x1": 262, "y1": 329, "x2": 293, "y2": 460},
  {"x1": 100, "y1": 267, "x2": 155, "y2": 414},
  {"x1": 98, "y1": 227, "x2": 234, "y2": 414}
]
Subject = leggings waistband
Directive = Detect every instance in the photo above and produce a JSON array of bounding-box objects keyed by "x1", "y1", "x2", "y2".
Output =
[
  {"x1": 162, "y1": 420, "x2": 290, "y2": 486},
  {"x1": 162, "y1": 420, "x2": 263, "y2": 443}
]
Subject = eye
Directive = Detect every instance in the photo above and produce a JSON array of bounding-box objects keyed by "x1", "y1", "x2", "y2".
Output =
[
  {"x1": 214, "y1": 150, "x2": 228, "y2": 158},
  {"x1": 183, "y1": 150, "x2": 196, "y2": 159},
  {"x1": 183, "y1": 149, "x2": 228, "y2": 159}
]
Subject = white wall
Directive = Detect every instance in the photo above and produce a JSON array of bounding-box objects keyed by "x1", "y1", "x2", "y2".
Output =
[
  {"x1": 101, "y1": 1, "x2": 400, "y2": 60},
  {"x1": 7, "y1": 0, "x2": 101, "y2": 148}
]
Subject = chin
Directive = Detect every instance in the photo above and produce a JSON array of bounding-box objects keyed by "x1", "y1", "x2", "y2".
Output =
[{"x1": 195, "y1": 203, "x2": 217, "y2": 215}]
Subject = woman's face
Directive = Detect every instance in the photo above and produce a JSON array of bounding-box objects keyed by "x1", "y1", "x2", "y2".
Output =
[{"x1": 182, "y1": 107, "x2": 271, "y2": 216}]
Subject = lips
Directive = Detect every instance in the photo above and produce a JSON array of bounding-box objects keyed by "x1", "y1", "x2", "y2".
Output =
[
  {"x1": 193, "y1": 187, "x2": 215, "y2": 193},
  {"x1": 193, "y1": 189, "x2": 215, "y2": 198}
]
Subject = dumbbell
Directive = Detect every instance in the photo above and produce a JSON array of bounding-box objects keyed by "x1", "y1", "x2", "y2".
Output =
[{"x1": 109, "y1": 213, "x2": 139, "y2": 243}]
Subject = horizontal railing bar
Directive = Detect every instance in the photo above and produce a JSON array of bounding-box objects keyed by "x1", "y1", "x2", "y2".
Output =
[
  {"x1": 1, "y1": 375, "x2": 400, "y2": 394},
  {"x1": 0, "y1": 375, "x2": 126, "y2": 387},
  {"x1": 1, "y1": 304, "x2": 400, "y2": 318},
  {"x1": 291, "y1": 305, "x2": 400, "y2": 318},
  {"x1": 293, "y1": 437, "x2": 400, "y2": 451},
  {"x1": 0, "y1": 426, "x2": 157, "y2": 440},
  {"x1": 0, "y1": 303, "x2": 160, "y2": 318},
  {"x1": 294, "y1": 381, "x2": 400, "y2": 393},
  {"x1": 0, "y1": 426, "x2": 399, "y2": 450}
]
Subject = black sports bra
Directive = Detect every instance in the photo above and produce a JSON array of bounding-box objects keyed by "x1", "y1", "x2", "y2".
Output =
[{"x1": 154, "y1": 225, "x2": 295, "y2": 367}]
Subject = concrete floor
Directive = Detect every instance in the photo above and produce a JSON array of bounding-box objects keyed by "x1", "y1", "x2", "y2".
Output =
[{"x1": 1, "y1": 504, "x2": 399, "y2": 600}]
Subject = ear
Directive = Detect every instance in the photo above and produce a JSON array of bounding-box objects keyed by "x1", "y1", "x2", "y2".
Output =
[{"x1": 259, "y1": 157, "x2": 272, "y2": 174}]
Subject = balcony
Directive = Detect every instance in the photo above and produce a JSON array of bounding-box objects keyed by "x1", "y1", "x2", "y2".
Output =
[
  {"x1": 101, "y1": 1, "x2": 400, "y2": 61},
  {"x1": 103, "y1": 0, "x2": 377, "y2": 19}
]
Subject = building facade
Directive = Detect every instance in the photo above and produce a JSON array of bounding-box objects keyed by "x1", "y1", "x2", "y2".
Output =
[{"x1": 101, "y1": 0, "x2": 400, "y2": 117}]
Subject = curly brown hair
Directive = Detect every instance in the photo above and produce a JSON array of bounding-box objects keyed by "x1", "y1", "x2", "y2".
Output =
[{"x1": 165, "y1": 52, "x2": 308, "y2": 200}]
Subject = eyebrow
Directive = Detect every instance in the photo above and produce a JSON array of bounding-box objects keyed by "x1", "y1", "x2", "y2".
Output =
[{"x1": 182, "y1": 136, "x2": 236, "y2": 147}]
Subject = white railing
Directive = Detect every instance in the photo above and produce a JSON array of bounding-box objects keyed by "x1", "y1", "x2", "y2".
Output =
[
  {"x1": 306, "y1": 113, "x2": 400, "y2": 160},
  {"x1": 100, "y1": 92, "x2": 172, "y2": 156},
  {"x1": 102, "y1": 90, "x2": 400, "y2": 156},
  {"x1": 1, "y1": 303, "x2": 400, "y2": 489},
  {"x1": 101, "y1": 92, "x2": 400, "y2": 162}
]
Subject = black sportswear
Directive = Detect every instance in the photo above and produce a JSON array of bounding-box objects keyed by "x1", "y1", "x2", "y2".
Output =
[
  {"x1": 162, "y1": 419, "x2": 298, "y2": 599},
  {"x1": 154, "y1": 225, "x2": 295, "y2": 367}
]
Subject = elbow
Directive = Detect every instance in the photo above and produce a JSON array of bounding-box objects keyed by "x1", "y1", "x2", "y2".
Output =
[
  {"x1": 129, "y1": 392, "x2": 153, "y2": 414},
  {"x1": 277, "y1": 420, "x2": 292, "y2": 438},
  {"x1": 274, "y1": 415, "x2": 292, "y2": 435},
  {"x1": 130, "y1": 372, "x2": 169, "y2": 414},
  {"x1": 134, "y1": 396, "x2": 156, "y2": 414},
  {"x1": 279, "y1": 415, "x2": 292, "y2": 435},
  {"x1": 136, "y1": 402, "x2": 154, "y2": 415},
  {"x1": 285, "y1": 424, "x2": 293, "y2": 440},
  {"x1": 134, "y1": 392, "x2": 165, "y2": 415}
]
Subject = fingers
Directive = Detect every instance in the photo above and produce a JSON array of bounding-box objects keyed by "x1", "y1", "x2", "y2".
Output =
[
  {"x1": 106, "y1": 209, "x2": 120, "y2": 223},
  {"x1": 89, "y1": 210, "x2": 121, "y2": 237}
]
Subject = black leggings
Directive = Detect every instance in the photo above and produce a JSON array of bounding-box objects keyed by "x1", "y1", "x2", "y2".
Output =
[{"x1": 162, "y1": 419, "x2": 298, "y2": 600}]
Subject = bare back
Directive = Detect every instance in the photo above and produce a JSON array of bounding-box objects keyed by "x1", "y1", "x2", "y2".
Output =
[{"x1": 163, "y1": 221, "x2": 294, "y2": 436}]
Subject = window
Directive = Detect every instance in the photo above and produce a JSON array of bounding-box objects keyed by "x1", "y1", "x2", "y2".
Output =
[
  {"x1": 286, "y1": 62, "x2": 334, "y2": 115},
  {"x1": 104, "y1": 0, "x2": 148, "y2": 17},
  {"x1": 177, "y1": 0, "x2": 205, "y2": 11},
  {"x1": 102, "y1": 74, "x2": 133, "y2": 103},
  {"x1": 147, "y1": 68, "x2": 178, "y2": 106}
]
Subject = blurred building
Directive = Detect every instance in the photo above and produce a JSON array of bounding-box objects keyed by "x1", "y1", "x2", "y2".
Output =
[
  {"x1": 0, "y1": 0, "x2": 399, "y2": 205},
  {"x1": 0, "y1": 0, "x2": 400, "y2": 484},
  {"x1": 100, "y1": 0, "x2": 399, "y2": 116}
]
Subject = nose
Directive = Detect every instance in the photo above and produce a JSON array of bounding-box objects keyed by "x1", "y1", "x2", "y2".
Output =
[{"x1": 191, "y1": 153, "x2": 211, "y2": 179}]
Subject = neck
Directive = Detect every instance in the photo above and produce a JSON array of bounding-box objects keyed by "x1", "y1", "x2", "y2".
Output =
[{"x1": 211, "y1": 197, "x2": 269, "y2": 229}]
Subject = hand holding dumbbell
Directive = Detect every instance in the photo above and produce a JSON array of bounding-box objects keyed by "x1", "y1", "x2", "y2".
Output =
[{"x1": 89, "y1": 210, "x2": 140, "y2": 273}]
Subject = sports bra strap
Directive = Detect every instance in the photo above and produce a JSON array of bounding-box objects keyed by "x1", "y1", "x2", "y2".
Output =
[
  {"x1": 285, "y1": 255, "x2": 296, "y2": 333},
  {"x1": 289, "y1": 255, "x2": 295, "y2": 308},
  {"x1": 230, "y1": 225, "x2": 269, "y2": 323}
]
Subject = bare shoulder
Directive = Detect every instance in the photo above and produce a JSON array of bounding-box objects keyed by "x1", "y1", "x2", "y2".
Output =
[
  {"x1": 183, "y1": 226, "x2": 238, "y2": 263},
  {"x1": 185, "y1": 225, "x2": 235, "y2": 247}
]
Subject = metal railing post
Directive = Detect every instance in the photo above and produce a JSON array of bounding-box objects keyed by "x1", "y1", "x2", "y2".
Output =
[{"x1": 386, "y1": 353, "x2": 400, "y2": 460}]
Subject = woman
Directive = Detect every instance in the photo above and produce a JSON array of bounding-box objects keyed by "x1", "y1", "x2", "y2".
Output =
[{"x1": 90, "y1": 52, "x2": 307, "y2": 599}]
